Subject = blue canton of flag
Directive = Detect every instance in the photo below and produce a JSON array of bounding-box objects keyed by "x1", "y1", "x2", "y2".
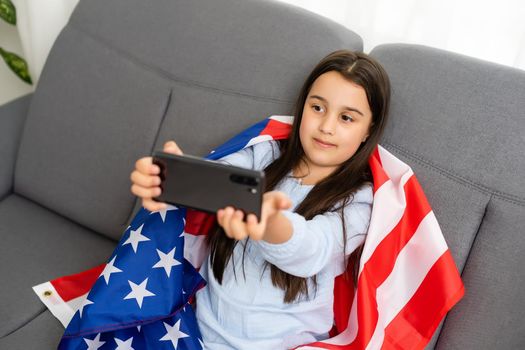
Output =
[{"x1": 58, "y1": 206, "x2": 205, "y2": 350}]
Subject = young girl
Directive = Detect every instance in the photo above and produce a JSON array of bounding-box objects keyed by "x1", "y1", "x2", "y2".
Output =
[{"x1": 130, "y1": 50, "x2": 390, "y2": 349}]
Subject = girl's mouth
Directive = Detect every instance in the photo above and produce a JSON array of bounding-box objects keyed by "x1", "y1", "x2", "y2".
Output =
[{"x1": 313, "y1": 138, "x2": 336, "y2": 148}]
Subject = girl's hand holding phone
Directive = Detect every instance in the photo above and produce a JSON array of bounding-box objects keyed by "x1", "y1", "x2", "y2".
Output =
[
  {"x1": 130, "y1": 141, "x2": 183, "y2": 212},
  {"x1": 217, "y1": 191, "x2": 292, "y2": 241}
]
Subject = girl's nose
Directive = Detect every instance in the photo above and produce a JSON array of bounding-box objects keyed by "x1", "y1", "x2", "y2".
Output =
[{"x1": 319, "y1": 114, "x2": 336, "y2": 135}]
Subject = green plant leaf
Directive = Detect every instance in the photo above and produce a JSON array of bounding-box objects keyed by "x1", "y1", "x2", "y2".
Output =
[
  {"x1": 0, "y1": 47, "x2": 32, "y2": 84},
  {"x1": 0, "y1": 0, "x2": 16, "y2": 25}
]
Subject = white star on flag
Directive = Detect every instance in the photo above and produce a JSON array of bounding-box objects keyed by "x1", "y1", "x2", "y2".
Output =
[
  {"x1": 100, "y1": 256, "x2": 123, "y2": 284},
  {"x1": 152, "y1": 247, "x2": 181, "y2": 277},
  {"x1": 115, "y1": 336, "x2": 135, "y2": 350},
  {"x1": 124, "y1": 278, "x2": 155, "y2": 308},
  {"x1": 84, "y1": 333, "x2": 105, "y2": 350},
  {"x1": 78, "y1": 298, "x2": 94, "y2": 318},
  {"x1": 159, "y1": 320, "x2": 189, "y2": 348},
  {"x1": 122, "y1": 224, "x2": 150, "y2": 253},
  {"x1": 149, "y1": 205, "x2": 178, "y2": 222}
]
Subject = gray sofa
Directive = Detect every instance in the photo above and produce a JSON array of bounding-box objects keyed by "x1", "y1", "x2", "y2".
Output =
[{"x1": 0, "y1": 0, "x2": 523, "y2": 349}]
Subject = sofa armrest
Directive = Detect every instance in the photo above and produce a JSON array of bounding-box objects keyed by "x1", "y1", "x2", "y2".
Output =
[{"x1": 0, "y1": 94, "x2": 32, "y2": 199}]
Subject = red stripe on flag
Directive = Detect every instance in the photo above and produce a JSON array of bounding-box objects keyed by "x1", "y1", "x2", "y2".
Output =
[
  {"x1": 51, "y1": 264, "x2": 105, "y2": 302},
  {"x1": 260, "y1": 119, "x2": 292, "y2": 140},
  {"x1": 184, "y1": 209, "x2": 216, "y2": 236},
  {"x1": 369, "y1": 147, "x2": 388, "y2": 194},
  {"x1": 332, "y1": 264, "x2": 356, "y2": 335},
  {"x1": 381, "y1": 250, "x2": 465, "y2": 350}
]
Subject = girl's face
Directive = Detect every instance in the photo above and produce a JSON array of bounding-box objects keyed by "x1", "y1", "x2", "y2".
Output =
[{"x1": 298, "y1": 71, "x2": 373, "y2": 180}]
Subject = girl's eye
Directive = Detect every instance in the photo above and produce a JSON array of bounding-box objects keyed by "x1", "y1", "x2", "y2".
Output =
[
  {"x1": 312, "y1": 104, "x2": 323, "y2": 112},
  {"x1": 341, "y1": 114, "x2": 354, "y2": 122}
]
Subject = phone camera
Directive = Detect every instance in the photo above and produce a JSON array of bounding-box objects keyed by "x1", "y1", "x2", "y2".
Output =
[{"x1": 230, "y1": 174, "x2": 259, "y2": 186}]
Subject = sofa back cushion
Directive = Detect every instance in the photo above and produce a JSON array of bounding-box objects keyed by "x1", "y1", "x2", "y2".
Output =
[
  {"x1": 14, "y1": 0, "x2": 363, "y2": 240},
  {"x1": 370, "y1": 44, "x2": 525, "y2": 349}
]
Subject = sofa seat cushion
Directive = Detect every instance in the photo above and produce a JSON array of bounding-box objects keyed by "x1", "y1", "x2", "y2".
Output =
[
  {"x1": 0, "y1": 194, "x2": 117, "y2": 338},
  {"x1": 0, "y1": 311, "x2": 63, "y2": 349}
]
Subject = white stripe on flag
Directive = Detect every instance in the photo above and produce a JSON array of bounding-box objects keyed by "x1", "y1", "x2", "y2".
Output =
[
  {"x1": 365, "y1": 211, "x2": 448, "y2": 349},
  {"x1": 269, "y1": 115, "x2": 294, "y2": 124},
  {"x1": 245, "y1": 134, "x2": 273, "y2": 148},
  {"x1": 183, "y1": 233, "x2": 208, "y2": 269},
  {"x1": 360, "y1": 174, "x2": 411, "y2": 267},
  {"x1": 32, "y1": 282, "x2": 87, "y2": 327},
  {"x1": 360, "y1": 147, "x2": 414, "y2": 265},
  {"x1": 377, "y1": 146, "x2": 412, "y2": 186}
]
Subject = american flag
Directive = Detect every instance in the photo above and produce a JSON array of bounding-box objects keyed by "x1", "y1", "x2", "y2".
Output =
[{"x1": 33, "y1": 115, "x2": 464, "y2": 349}]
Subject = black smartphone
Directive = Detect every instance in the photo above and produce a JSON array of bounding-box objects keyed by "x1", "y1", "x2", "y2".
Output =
[{"x1": 151, "y1": 151, "x2": 265, "y2": 220}]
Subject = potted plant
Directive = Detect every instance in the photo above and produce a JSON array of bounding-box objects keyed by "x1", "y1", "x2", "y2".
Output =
[{"x1": 0, "y1": 0, "x2": 32, "y2": 84}]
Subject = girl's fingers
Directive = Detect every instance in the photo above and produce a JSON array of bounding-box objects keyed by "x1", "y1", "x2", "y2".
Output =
[
  {"x1": 131, "y1": 184, "x2": 161, "y2": 199},
  {"x1": 163, "y1": 141, "x2": 184, "y2": 155},
  {"x1": 229, "y1": 210, "x2": 248, "y2": 240},
  {"x1": 246, "y1": 214, "x2": 264, "y2": 240},
  {"x1": 279, "y1": 195, "x2": 292, "y2": 210},
  {"x1": 218, "y1": 208, "x2": 266, "y2": 241},
  {"x1": 266, "y1": 191, "x2": 291, "y2": 209},
  {"x1": 247, "y1": 213, "x2": 259, "y2": 225},
  {"x1": 216, "y1": 209, "x2": 224, "y2": 224},
  {"x1": 135, "y1": 157, "x2": 160, "y2": 175},
  {"x1": 216, "y1": 208, "x2": 229, "y2": 228},
  {"x1": 142, "y1": 198, "x2": 168, "y2": 212},
  {"x1": 130, "y1": 170, "x2": 161, "y2": 188},
  {"x1": 219, "y1": 207, "x2": 235, "y2": 237}
]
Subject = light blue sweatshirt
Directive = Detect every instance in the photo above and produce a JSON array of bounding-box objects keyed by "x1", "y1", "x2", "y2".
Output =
[{"x1": 195, "y1": 140, "x2": 373, "y2": 349}]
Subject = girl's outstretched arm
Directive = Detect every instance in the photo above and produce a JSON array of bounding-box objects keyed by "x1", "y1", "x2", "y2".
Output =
[
  {"x1": 218, "y1": 186, "x2": 372, "y2": 277},
  {"x1": 256, "y1": 185, "x2": 373, "y2": 277}
]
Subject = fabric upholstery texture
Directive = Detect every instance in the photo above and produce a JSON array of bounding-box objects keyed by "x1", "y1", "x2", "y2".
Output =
[
  {"x1": 0, "y1": 194, "x2": 116, "y2": 338},
  {"x1": 0, "y1": 311, "x2": 63, "y2": 350},
  {"x1": 15, "y1": 27, "x2": 175, "y2": 240},
  {"x1": 0, "y1": 95, "x2": 31, "y2": 199}
]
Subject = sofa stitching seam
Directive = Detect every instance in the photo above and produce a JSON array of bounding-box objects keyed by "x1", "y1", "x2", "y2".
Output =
[
  {"x1": 68, "y1": 23, "x2": 294, "y2": 105},
  {"x1": 121, "y1": 88, "x2": 174, "y2": 228},
  {"x1": 0, "y1": 307, "x2": 47, "y2": 339},
  {"x1": 382, "y1": 141, "x2": 524, "y2": 206}
]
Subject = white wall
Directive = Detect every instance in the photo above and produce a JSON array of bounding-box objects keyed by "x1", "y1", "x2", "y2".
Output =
[{"x1": 279, "y1": 0, "x2": 525, "y2": 70}]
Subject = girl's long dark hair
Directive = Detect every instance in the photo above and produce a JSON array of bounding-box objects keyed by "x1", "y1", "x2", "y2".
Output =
[{"x1": 208, "y1": 50, "x2": 390, "y2": 303}]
